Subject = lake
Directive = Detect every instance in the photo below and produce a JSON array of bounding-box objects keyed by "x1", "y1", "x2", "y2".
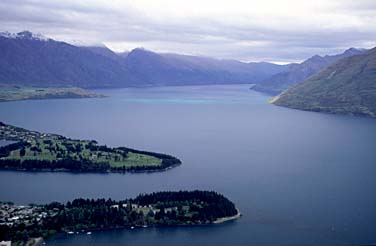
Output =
[{"x1": 0, "y1": 84, "x2": 376, "y2": 246}]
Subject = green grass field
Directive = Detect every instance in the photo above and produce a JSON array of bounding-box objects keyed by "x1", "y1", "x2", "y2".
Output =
[
  {"x1": 107, "y1": 152, "x2": 161, "y2": 168},
  {"x1": 4, "y1": 138, "x2": 162, "y2": 168}
]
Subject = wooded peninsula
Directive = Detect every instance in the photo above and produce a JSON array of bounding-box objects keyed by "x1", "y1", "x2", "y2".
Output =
[
  {"x1": 0, "y1": 191, "x2": 240, "y2": 245},
  {"x1": 0, "y1": 122, "x2": 181, "y2": 173}
]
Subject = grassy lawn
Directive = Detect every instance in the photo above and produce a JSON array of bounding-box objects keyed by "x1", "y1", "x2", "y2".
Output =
[
  {"x1": 6, "y1": 146, "x2": 56, "y2": 161},
  {"x1": 108, "y1": 152, "x2": 162, "y2": 168},
  {"x1": 4, "y1": 138, "x2": 162, "y2": 168},
  {"x1": 136, "y1": 206, "x2": 153, "y2": 215}
]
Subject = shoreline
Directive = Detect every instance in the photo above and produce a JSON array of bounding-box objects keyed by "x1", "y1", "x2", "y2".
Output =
[
  {"x1": 52, "y1": 212, "x2": 242, "y2": 238},
  {"x1": 34, "y1": 209, "x2": 242, "y2": 244},
  {"x1": 214, "y1": 209, "x2": 241, "y2": 224},
  {"x1": 0, "y1": 95, "x2": 106, "y2": 103},
  {"x1": 0, "y1": 162, "x2": 181, "y2": 174},
  {"x1": 42, "y1": 209, "x2": 241, "y2": 243}
]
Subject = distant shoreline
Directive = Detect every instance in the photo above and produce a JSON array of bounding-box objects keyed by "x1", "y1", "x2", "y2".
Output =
[{"x1": 0, "y1": 86, "x2": 105, "y2": 102}]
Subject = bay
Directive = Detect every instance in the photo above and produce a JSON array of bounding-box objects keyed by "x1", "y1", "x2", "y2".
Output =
[{"x1": 0, "y1": 84, "x2": 375, "y2": 246}]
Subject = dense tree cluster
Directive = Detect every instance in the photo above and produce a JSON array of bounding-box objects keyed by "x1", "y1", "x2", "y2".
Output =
[
  {"x1": 0, "y1": 191, "x2": 238, "y2": 244},
  {"x1": 132, "y1": 190, "x2": 238, "y2": 220}
]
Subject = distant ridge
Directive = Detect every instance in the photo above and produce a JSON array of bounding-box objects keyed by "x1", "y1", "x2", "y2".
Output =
[
  {"x1": 0, "y1": 31, "x2": 287, "y2": 88},
  {"x1": 273, "y1": 47, "x2": 376, "y2": 117},
  {"x1": 252, "y1": 48, "x2": 366, "y2": 95},
  {"x1": 83, "y1": 46, "x2": 124, "y2": 63},
  {"x1": 123, "y1": 48, "x2": 287, "y2": 86}
]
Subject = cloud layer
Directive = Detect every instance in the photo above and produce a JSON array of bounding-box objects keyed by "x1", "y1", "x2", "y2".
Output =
[{"x1": 1, "y1": 0, "x2": 376, "y2": 63}]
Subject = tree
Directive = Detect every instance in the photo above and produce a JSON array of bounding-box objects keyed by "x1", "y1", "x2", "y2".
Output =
[{"x1": 20, "y1": 148, "x2": 26, "y2": 157}]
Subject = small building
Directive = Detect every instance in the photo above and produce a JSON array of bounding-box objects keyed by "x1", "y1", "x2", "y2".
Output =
[
  {"x1": 9, "y1": 216, "x2": 19, "y2": 221},
  {"x1": 0, "y1": 241, "x2": 11, "y2": 246}
]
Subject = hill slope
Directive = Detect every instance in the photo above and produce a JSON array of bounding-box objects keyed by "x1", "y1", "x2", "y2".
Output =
[
  {"x1": 272, "y1": 47, "x2": 376, "y2": 117},
  {"x1": 0, "y1": 31, "x2": 137, "y2": 88},
  {"x1": 252, "y1": 48, "x2": 365, "y2": 95}
]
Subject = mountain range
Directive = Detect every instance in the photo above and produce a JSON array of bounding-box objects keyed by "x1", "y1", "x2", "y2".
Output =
[
  {"x1": 123, "y1": 48, "x2": 286, "y2": 86},
  {"x1": 252, "y1": 48, "x2": 366, "y2": 95},
  {"x1": 0, "y1": 31, "x2": 287, "y2": 88},
  {"x1": 272, "y1": 47, "x2": 376, "y2": 117}
]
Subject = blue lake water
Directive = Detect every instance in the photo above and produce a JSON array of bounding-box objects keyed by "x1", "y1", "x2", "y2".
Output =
[{"x1": 0, "y1": 84, "x2": 376, "y2": 246}]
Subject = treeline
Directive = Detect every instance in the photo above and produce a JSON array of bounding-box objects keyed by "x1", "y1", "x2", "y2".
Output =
[
  {"x1": 0, "y1": 158, "x2": 110, "y2": 172},
  {"x1": 0, "y1": 191, "x2": 239, "y2": 243},
  {"x1": 0, "y1": 156, "x2": 180, "y2": 173}
]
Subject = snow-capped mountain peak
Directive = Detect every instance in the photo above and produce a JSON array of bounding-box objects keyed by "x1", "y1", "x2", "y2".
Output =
[{"x1": 0, "y1": 31, "x2": 50, "y2": 41}]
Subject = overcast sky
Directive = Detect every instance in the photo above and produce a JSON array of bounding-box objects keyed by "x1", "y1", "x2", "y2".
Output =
[{"x1": 1, "y1": 0, "x2": 376, "y2": 63}]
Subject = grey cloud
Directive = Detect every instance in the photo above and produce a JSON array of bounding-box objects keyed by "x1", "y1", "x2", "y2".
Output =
[{"x1": 0, "y1": 0, "x2": 375, "y2": 63}]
